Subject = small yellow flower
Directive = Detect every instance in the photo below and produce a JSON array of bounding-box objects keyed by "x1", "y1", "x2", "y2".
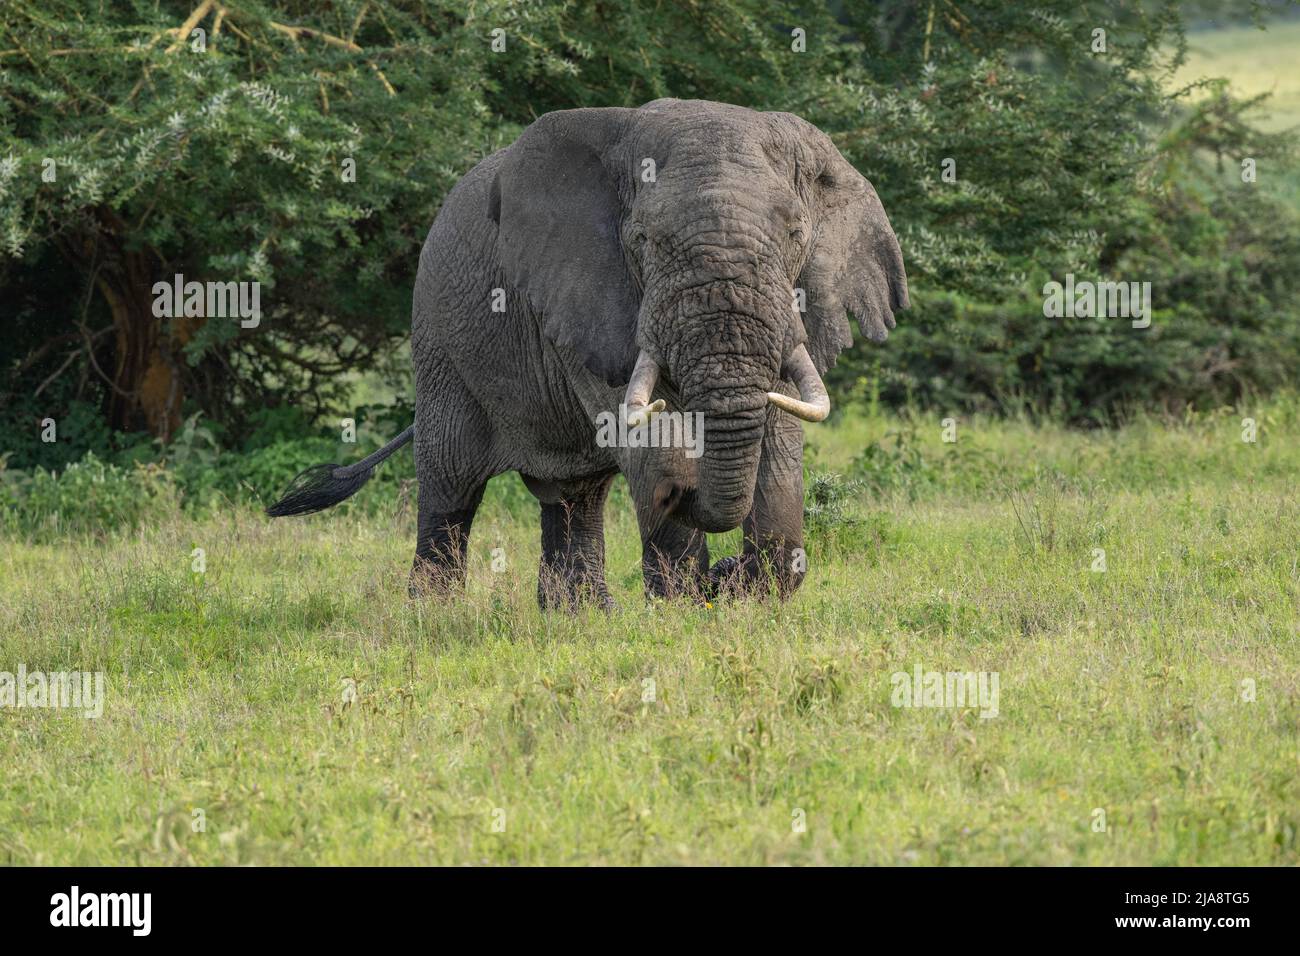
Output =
[{"x1": 704, "y1": 602, "x2": 714, "y2": 610}]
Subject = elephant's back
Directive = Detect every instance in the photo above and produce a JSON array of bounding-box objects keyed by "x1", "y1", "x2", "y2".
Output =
[
  {"x1": 409, "y1": 148, "x2": 606, "y2": 474},
  {"x1": 411, "y1": 149, "x2": 512, "y2": 350},
  {"x1": 413, "y1": 150, "x2": 506, "y2": 315}
]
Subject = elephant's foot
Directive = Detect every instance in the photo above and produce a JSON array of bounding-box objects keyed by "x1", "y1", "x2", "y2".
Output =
[
  {"x1": 708, "y1": 552, "x2": 804, "y2": 601},
  {"x1": 409, "y1": 493, "x2": 484, "y2": 599},
  {"x1": 533, "y1": 475, "x2": 616, "y2": 614},
  {"x1": 536, "y1": 566, "x2": 616, "y2": 613},
  {"x1": 640, "y1": 524, "x2": 711, "y2": 602},
  {"x1": 408, "y1": 557, "x2": 469, "y2": 599},
  {"x1": 707, "y1": 555, "x2": 755, "y2": 599},
  {"x1": 643, "y1": 551, "x2": 711, "y2": 602}
]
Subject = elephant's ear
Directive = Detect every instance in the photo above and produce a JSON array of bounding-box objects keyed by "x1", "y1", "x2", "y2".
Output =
[
  {"x1": 489, "y1": 108, "x2": 639, "y2": 385},
  {"x1": 798, "y1": 161, "x2": 909, "y2": 374}
]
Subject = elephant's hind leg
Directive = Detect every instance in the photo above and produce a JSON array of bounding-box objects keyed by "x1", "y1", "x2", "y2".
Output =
[
  {"x1": 409, "y1": 482, "x2": 487, "y2": 597},
  {"x1": 527, "y1": 473, "x2": 616, "y2": 611},
  {"x1": 408, "y1": 361, "x2": 493, "y2": 598},
  {"x1": 408, "y1": 343, "x2": 493, "y2": 598}
]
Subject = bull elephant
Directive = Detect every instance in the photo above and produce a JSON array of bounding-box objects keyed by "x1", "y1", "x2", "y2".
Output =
[{"x1": 267, "y1": 98, "x2": 908, "y2": 609}]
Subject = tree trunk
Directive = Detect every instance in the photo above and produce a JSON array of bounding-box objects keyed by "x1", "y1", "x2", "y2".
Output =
[
  {"x1": 68, "y1": 211, "x2": 198, "y2": 442},
  {"x1": 96, "y1": 262, "x2": 187, "y2": 442}
]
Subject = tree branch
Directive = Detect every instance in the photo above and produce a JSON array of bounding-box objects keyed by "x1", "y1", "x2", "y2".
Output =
[{"x1": 165, "y1": 0, "x2": 215, "y2": 55}]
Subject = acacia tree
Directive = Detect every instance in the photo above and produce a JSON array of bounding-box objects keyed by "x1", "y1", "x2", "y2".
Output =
[
  {"x1": 0, "y1": 0, "x2": 853, "y2": 448},
  {"x1": 1, "y1": 0, "x2": 519, "y2": 440}
]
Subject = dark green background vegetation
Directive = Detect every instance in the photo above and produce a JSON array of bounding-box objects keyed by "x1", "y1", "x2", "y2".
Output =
[{"x1": 2, "y1": 0, "x2": 1297, "y2": 524}]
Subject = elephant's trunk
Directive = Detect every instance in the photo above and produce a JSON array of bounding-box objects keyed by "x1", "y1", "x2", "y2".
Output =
[
  {"x1": 635, "y1": 237, "x2": 790, "y2": 531},
  {"x1": 680, "y1": 375, "x2": 770, "y2": 533},
  {"x1": 689, "y1": 421, "x2": 765, "y2": 531}
]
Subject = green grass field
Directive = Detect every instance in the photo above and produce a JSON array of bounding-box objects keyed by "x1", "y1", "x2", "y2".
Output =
[{"x1": 2, "y1": 395, "x2": 1297, "y2": 865}]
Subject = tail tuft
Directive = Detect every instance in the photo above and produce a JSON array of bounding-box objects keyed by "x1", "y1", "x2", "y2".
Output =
[
  {"x1": 265, "y1": 463, "x2": 374, "y2": 517},
  {"x1": 263, "y1": 424, "x2": 413, "y2": 518}
]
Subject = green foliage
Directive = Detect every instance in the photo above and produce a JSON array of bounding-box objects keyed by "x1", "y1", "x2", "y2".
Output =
[
  {"x1": 810, "y1": 6, "x2": 1300, "y2": 421},
  {"x1": 226, "y1": 437, "x2": 339, "y2": 502},
  {"x1": 2, "y1": 453, "x2": 178, "y2": 539},
  {"x1": 803, "y1": 471, "x2": 898, "y2": 557},
  {"x1": 0, "y1": 403, "x2": 418, "y2": 522},
  {"x1": 803, "y1": 472, "x2": 861, "y2": 534},
  {"x1": 850, "y1": 420, "x2": 1002, "y2": 498},
  {"x1": 0, "y1": 0, "x2": 523, "y2": 438},
  {"x1": 238, "y1": 405, "x2": 321, "y2": 452},
  {"x1": 1, "y1": 0, "x2": 1297, "y2": 455},
  {"x1": 4, "y1": 399, "x2": 124, "y2": 472}
]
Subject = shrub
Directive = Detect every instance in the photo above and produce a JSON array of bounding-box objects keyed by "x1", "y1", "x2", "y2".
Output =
[
  {"x1": 228, "y1": 438, "x2": 346, "y2": 508},
  {"x1": 852, "y1": 425, "x2": 940, "y2": 498},
  {"x1": 2, "y1": 452, "x2": 178, "y2": 540}
]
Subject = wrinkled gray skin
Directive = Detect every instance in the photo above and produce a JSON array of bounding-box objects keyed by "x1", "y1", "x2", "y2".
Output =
[{"x1": 404, "y1": 98, "x2": 906, "y2": 608}]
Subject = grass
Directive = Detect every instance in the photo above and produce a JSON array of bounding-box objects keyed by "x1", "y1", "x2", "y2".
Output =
[{"x1": 1, "y1": 396, "x2": 1298, "y2": 865}]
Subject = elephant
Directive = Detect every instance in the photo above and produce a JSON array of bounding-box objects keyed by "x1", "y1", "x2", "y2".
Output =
[{"x1": 267, "y1": 98, "x2": 909, "y2": 609}]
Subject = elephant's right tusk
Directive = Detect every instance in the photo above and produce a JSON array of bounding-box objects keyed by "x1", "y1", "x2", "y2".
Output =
[
  {"x1": 767, "y1": 344, "x2": 830, "y2": 422},
  {"x1": 623, "y1": 349, "x2": 664, "y2": 427}
]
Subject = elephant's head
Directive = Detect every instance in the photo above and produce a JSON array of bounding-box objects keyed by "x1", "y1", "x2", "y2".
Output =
[{"x1": 489, "y1": 99, "x2": 908, "y2": 532}]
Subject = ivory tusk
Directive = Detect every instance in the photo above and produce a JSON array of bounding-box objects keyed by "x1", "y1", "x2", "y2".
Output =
[
  {"x1": 767, "y1": 344, "x2": 830, "y2": 422},
  {"x1": 623, "y1": 349, "x2": 663, "y2": 427}
]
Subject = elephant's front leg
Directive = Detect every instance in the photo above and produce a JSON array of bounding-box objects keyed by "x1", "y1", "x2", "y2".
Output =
[
  {"x1": 639, "y1": 516, "x2": 710, "y2": 601},
  {"x1": 529, "y1": 473, "x2": 617, "y2": 611},
  {"x1": 624, "y1": 439, "x2": 710, "y2": 601},
  {"x1": 711, "y1": 408, "x2": 806, "y2": 599}
]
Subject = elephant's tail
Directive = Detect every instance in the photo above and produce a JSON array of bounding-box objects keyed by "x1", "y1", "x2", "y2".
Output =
[{"x1": 265, "y1": 424, "x2": 415, "y2": 517}]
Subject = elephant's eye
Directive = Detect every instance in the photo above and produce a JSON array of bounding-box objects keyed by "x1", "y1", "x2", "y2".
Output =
[
  {"x1": 816, "y1": 171, "x2": 836, "y2": 189},
  {"x1": 789, "y1": 226, "x2": 806, "y2": 244}
]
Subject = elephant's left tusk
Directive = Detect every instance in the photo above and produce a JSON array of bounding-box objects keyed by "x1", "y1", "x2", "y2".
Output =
[
  {"x1": 623, "y1": 349, "x2": 664, "y2": 427},
  {"x1": 767, "y1": 344, "x2": 830, "y2": 422}
]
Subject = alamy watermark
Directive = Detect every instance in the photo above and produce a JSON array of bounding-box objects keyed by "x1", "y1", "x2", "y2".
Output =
[
  {"x1": 595, "y1": 405, "x2": 704, "y2": 459},
  {"x1": 1043, "y1": 273, "x2": 1150, "y2": 329},
  {"x1": 152, "y1": 273, "x2": 261, "y2": 328},
  {"x1": 50, "y1": 886, "x2": 150, "y2": 936},
  {"x1": 891, "y1": 664, "x2": 999, "y2": 719},
  {"x1": 0, "y1": 666, "x2": 104, "y2": 718}
]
